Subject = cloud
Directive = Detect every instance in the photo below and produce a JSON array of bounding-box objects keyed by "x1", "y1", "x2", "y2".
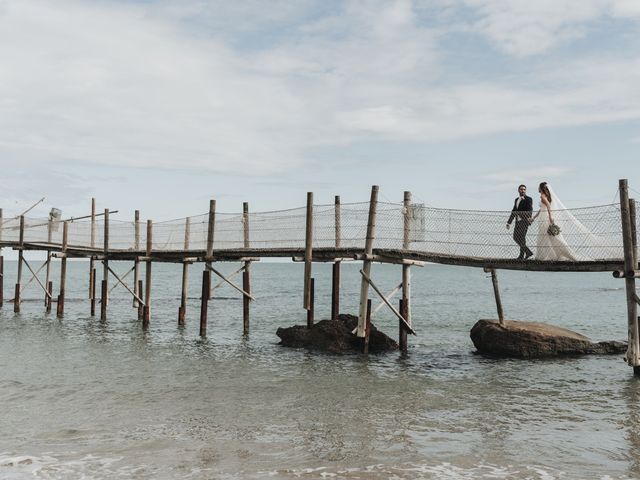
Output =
[{"x1": 459, "y1": 0, "x2": 640, "y2": 57}]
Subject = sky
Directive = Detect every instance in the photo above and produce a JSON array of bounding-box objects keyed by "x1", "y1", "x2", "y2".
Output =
[{"x1": 0, "y1": 0, "x2": 639, "y2": 223}]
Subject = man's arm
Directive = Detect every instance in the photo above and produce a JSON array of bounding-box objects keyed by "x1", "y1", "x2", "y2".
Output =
[{"x1": 507, "y1": 200, "x2": 516, "y2": 226}]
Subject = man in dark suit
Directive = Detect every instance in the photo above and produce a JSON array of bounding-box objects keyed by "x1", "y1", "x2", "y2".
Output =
[{"x1": 506, "y1": 184, "x2": 533, "y2": 260}]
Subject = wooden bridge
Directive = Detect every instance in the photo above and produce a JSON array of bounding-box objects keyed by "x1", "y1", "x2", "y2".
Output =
[{"x1": 1, "y1": 180, "x2": 638, "y2": 370}]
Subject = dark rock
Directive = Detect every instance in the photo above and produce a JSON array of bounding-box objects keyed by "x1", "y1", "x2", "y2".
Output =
[
  {"x1": 276, "y1": 314, "x2": 398, "y2": 354},
  {"x1": 470, "y1": 319, "x2": 627, "y2": 359}
]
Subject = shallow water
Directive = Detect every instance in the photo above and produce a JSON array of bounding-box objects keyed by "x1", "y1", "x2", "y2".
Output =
[{"x1": 0, "y1": 259, "x2": 638, "y2": 479}]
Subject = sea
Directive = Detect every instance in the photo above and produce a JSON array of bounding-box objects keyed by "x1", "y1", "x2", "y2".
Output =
[{"x1": 0, "y1": 259, "x2": 638, "y2": 479}]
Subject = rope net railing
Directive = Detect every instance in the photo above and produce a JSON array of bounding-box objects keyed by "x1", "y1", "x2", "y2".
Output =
[{"x1": 0, "y1": 202, "x2": 632, "y2": 262}]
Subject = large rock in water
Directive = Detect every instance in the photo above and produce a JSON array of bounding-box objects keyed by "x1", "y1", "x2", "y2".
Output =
[
  {"x1": 470, "y1": 319, "x2": 627, "y2": 358},
  {"x1": 276, "y1": 314, "x2": 398, "y2": 354}
]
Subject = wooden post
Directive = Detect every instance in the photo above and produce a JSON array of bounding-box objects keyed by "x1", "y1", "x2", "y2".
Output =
[
  {"x1": 133, "y1": 209, "x2": 140, "y2": 308},
  {"x1": 357, "y1": 186, "x2": 379, "y2": 337},
  {"x1": 89, "y1": 198, "x2": 96, "y2": 311},
  {"x1": 100, "y1": 209, "x2": 109, "y2": 320},
  {"x1": 143, "y1": 220, "x2": 152, "y2": 328},
  {"x1": 14, "y1": 216, "x2": 24, "y2": 313},
  {"x1": 137, "y1": 280, "x2": 144, "y2": 320},
  {"x1": 363, "y1": 299, "x2": 372, "y2": 354},
  {"x1": 56, "y1": 221, "x2": 68, "y2": 317},
  {"x1": 178, "y1": 217, "x2": 190, "y2": 325},
  {"x1": 200, "y1": 270, "x2": 210, "y2": 337},
  {"x1": 304, "y1": 192, "x2": 313, "y2": 311},
  {"x1": 200, "y1": 200, "x2": 215, "y2": 336},
  {"x1": 307, "y1": 277, "x2": 315, "y2": 328},
  {"x1": 399, "y1": 299, "x2": 407, "y2": 353},
  {"x1": 620, "y1": 180, "x2": 640, "y2": 373},
  {"x1": 46, "y1": 281, "x2": 53, "y2": 314},
  {"x1": 488, "y1": 268, "x2": 505, "y2": 325},
  {"x1": 45, "y1": 214, "x2": 52, "y2": 307},
  {"x1": 401, "y1": 191, "x2": 413, "y2": 348},
  {"x1": 243, "y1": 202, "x2": 251, "y2": 334},
  {"x1": 332, "y1": 195, "x2": 341, "y2": 321},
  {"x1": 631, "y1": 200, "x2": 638, "y2": 269}
]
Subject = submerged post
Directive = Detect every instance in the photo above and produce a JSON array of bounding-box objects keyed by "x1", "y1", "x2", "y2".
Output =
[
  {"x1": 242, "y1": 202, "x2": 251, "y2": 334},
  {"x1": 100, "y1": 209, "x2": 109, "y2": 320},
  {"x1": 178, "y1": 216, "x2": 190, "y2": 325},
  {"x1": 56, "y1": 221, "x2": 68, "y2": 317},
  {"x1": 307, "y1": 277, "x2": 315, "y2": 328},
  {"x1": 401, "y1": 191, "x2": 413, "y2": 352},
  {"x1": 304, "y1": 192, "x2": 313, "y2": 311},
  {"x1": 89, "y1": 198, "x2": 96, "y2": 313},
  {"x1": 357, "y1": 186, "x2": 379, "y2": 337},
  {"x1": 487, "y1": 267, "x2": 504, "y2": 325},
  {"x1": 363, "y1": 299, "x2": 372, "y2": 354},
  {"x1": 143, "y1": 219, "x2": 152, "y2": 328},
  {"x1": 620, "y1": 179, "x2": 640, "y2": 373},
  {"x1": 45, "y1": 212, "x2": 52, "y2": 307},
  {"x1": 14, "y1": 216, "x2": 25, "y2": 313},
  {"x1": 331, "y1": 195, "x2": 341, "y2": 321}
]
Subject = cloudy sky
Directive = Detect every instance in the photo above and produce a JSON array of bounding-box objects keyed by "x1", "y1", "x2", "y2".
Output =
[{"x1": 1, "y1": 0, "x2": 639, "y2": 222}]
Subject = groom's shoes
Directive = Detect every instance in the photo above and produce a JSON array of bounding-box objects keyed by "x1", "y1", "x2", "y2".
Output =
[
  {"x1": 524, "y1": 252, "x2": 534, "y2": 260},
  {"x1": 516, "y1": 255, "x2": 524, "y2": 261}
]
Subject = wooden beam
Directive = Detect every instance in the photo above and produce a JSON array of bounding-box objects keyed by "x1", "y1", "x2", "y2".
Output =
[
  {"x1": 620, "y1": 180, "x2": 639, "y2": 370},
  {"x1": 303, "y1": 192, "x2": 313, "y2": 310},
  {"x1": 102, "y1": 261, "x2": 145, "y2": 305},
  {"x1": 357, "y1": 186, "x2": 379, "y2": 337},
  {"x1": 57, "y1": 221, "x2": 68, "y2": 317},
  {"x1": 205, "y1": 264, "x2": 255, "y2": 301},
  {"x1": 101, "y1": 209, "x2": 109, "y2": 320},
  {"x1": 143, "y1": 219, "x2": 152, "y2": 327},
  {"x1": 179, "y1": 216, "x2": 190, "y2": 325},
  {"x1": 360, "y1": 268, "x2": 416, "y2": 335}
]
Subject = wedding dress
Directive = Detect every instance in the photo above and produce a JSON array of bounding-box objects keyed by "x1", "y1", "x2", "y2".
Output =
[{"x1": 534, "y1": 185, "x2": 579, "y2": 261}]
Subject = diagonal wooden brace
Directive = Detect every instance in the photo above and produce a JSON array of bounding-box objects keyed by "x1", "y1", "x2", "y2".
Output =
[
  {"x1": 210, "y1": 264, "x2": 245, "y2": 296},
  {"x1": 109, "y1": 264, "x2": 135, "y2": 294},
  {"x1": 102, "y1": 261, "x2": 145, "y2": 305},
  {"x1": 21, "y1": 257, "x2": 52, "y2": 299},
  {"x1": 359, "y1": 269, "x2": 416, "y2": 335},
  {"x1": 372, "y1": 282, "x2": 403, "y2": 317},
  {"x1": 205, "y1": 264, "x2": 255, "y2": 301}
]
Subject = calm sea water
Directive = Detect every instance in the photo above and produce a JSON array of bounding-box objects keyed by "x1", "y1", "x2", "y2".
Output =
[{"x1": 0, "y1": 258, "x2": 638, "y2": 479}]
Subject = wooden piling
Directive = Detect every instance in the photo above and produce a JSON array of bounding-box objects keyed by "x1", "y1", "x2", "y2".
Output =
[
  {"x1": 619, "y1": 180, "x2": 639, "y2": 373},
  {"x1": 489, "y1": 268, "x2": 505, "y2": 325},
  {"x1": 100, "y1": 209, "x2": 109, "y2": 320},
  {"x1": 137, "y1": 279, "x2": 144, "y2": 320},
  {"x1": 89, "y1": 198, "x2": 96, "y2": 312},
  {"x1": 45, "y1": 214, "x2": 52, "y2": 307},
  {"x1": 307, "y1": 277, "x2": 315, "y2": 328},
  {"x1": 56, "y1": 221, "x2": 68, "y2": 317},
  {"x1": 243, "y1": 202, "x2": 251, "y2": 334},
  {"x1": 357, "y1": 186, "x2": 379, "y2": 337},
  {"x1": 133, "y1": 209, "x2": 140, "y2": 308},
  {"x1": 14, "y1": 216, "x2": 24, "y2": 313},
  {"x1": 200, "y1": 200, "x2": 216, "y2": 337},
  {"x1": 46, "y1": 281, "x2": 53, "y2": 314},
  {"x1": 363, "y1": 299, "x2": 372, "y2": 354},
  {"x1": 304, "y1": 192, "x2": 313, "y2": 311},
  {"x1": 401, "y1": 191, "x2": 413, "y2": 348},
  {"x1": 200, "y1": 270, "x2": 210, "y2": 337},
  {"x1": 143, "y1": 219, "x2": 152, "y2": 328},
  {"x1": 178, "y1": 216, "x2": 190, "y2": 325},
  {"x1": 399, "y1": 299, "x2": 407, "y2": 353},
  {"x1": 331, "y1": 195, "x2": 341, "y2": 321}
]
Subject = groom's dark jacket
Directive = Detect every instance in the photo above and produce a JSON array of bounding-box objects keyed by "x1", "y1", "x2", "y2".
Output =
[{"x1": 507, "y1": 195, "x2": 533, "y2": 225}]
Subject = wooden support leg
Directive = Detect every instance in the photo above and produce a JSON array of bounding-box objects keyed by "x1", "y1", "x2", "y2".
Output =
[
  {"x1": 363, "y1": 299, "x2": 372, "y2": 354},
  {"x1": 307, "y1": 277, "x2": 315, "y2": 329},
  {"x1": 90, "y1": 268, "x2": 96, "y2": 317},
  {"x1": 200, "y1": 270, "x2": 211, "y2": 337},
  {"x1": 57, "y1": 255, "x2": 67, "y2": 318},
  {"x1": 399, "y1": 298, "x2": 408, "y2": 354},
  {"x1": 331, "y1": 262, "x2": 340, "y2": 321},
  {"x1": 243, "y1": 265, "x2": 251, "y2": 334},
  {"x1": 100, "y1": 280, "x2": 107, "y2": 320},
  {"x1": 46, "y1": 281, "x2": 53, "y2": 314},
  {"x1": 137, "y1": 280, "x2": 144, "y2": 320},
  {"x1": 179, "y1": 261, "x2": 188, "y2": 326},
  {"x1": 13, "y1": 283, "x2": 20, "y2": 313}
]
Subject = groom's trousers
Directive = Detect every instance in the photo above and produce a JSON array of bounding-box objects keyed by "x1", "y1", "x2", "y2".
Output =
[{"x1": 513, "y1": 220, "x2": 533, "y2": 258}]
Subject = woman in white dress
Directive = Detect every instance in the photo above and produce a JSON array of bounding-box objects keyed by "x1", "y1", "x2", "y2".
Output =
[{"x1": 530, "y1": 182, "x2": 578, "y2": 261}]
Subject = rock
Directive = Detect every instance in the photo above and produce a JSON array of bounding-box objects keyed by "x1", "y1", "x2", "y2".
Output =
[
  {"x1": 276, "y1": 314, "x2": 398, "y2": 354},
  {"x1": 470, "y1": 319, "x2": 627, "y2": 359}
]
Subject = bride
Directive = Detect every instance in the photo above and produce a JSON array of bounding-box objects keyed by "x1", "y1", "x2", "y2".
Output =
[{"x1": 530, "y1": 182, "x2": 579, "y2": 261}]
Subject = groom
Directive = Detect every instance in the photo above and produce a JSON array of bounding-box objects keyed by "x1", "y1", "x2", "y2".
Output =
[{"x1": 506, "y1": 184, "x2": 533, "y2": 260}]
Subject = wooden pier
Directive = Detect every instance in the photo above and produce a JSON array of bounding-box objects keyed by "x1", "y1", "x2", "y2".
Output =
[{"x1": 0, "y1": 180, "x2": 639, "y2": 371}]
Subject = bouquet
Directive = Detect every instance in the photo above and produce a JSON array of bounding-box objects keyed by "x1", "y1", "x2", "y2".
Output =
[{"x1": 547, "y1": 223, "x2": 561, "y2": 236}]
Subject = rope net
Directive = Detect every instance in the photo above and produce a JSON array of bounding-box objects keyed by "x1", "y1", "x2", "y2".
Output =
[{"x1": 0, "y1": 202, "x2": 632, "y2": 262}]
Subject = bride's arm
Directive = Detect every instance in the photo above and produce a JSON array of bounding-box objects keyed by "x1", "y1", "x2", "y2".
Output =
[{"x1": 541, "y1": 196, "x2": 554, "y2": 223}]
